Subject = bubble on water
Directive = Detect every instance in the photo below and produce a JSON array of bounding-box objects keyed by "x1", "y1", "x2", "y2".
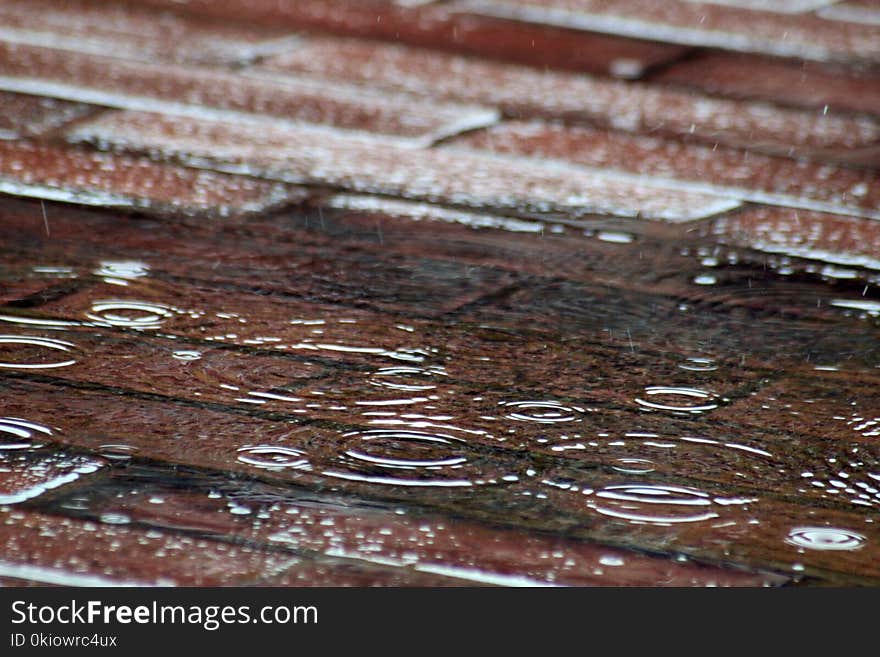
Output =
[
  {"x1": 693, "y1": 274, "x2": 717, "y2": 286},
  {"x1": 0, "y1": 335, "x2": 78, "y2": 369},
  {"x1": 369, "y1": 366, "x2": 448, "y2": 391},
  {"x1": 171, "y1": 349, "x2": 203, "y2": 362},
  {"x1": 586, "y1": 484, "x2": 755, "y2": 525},
  {"x1": 785, "y1": 527, "x2": 866, "y2": 551},
  {"x1": 598, "y1": 555, "x2": 626, "y2": 567},
  {"x1": 236, "y1": 445, "x2": 311, "y2": 471},
  {"x1": 500, "y1": 400, "x2": 584, "y2": 423},
  {"x1": 635, "y1": 387, "x2": 722, "y2": 414},
  {"x1": 0, "y1": 418, "x2": 53, "y2": 449},
  {"x1": 85, "y1": 300, "x2": 174, "y2": 329}
]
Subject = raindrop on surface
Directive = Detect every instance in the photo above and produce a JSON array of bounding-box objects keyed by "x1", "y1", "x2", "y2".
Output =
[
  {"x1": 598, "y1": 555, "x2": 626, "y2": 567},
  {"x1": 236, "y1": 446, "x2": 311, "y2": 471},
  {"x1": 99, "y1": 512, "x2": 132, "y2": 525},
  {"x1": 635, "y1": 387, "x2": 721, "y2": 414},
  {"x1": 499, "y1": 400, "x2": 584, "y2": 423},
  {"x1": 0, "y1": 335, "x2": 78, "y2": 369},
  {"x1": 596, "y1": 230, "x2": 634, "y2": 244},
  {"x1": 785, "y1": 527, "x2": 866, "y2": 551},
  {"x1": 93, "y1": 260, "x2": 150, "y2": 284},
  {"x1": 693, "y1": 274, "x2": 717, "y2": 286},
  {"x1": 85, "y1": 300, "x2": 173, "y2": 329},
  {"x1": 171, "y1": 349, "x2": 203, "y2": 362}
]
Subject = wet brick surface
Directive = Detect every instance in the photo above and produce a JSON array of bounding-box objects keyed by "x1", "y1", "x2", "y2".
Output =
[{"x1": 0, "y1": 0, "x2": 879, "y2": 587}]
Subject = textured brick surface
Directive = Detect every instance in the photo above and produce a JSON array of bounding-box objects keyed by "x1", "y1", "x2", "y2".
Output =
[
  {"x1": 67, "y1": 110, "x2": 742, "y2": 222},
  {"x1": 653, "y1": 52, "x2": 880, "y2": 117},
  {"x1": 456, "y1": 122, "x2": 880, "y2": 219},
  {"x1": 0, "y1": 0, "x2": 301, "y2": 65},
  {"x1": 455, "y1": 0, "x2": 880, "y2": 63},
  {"x1": 261, "y1": 35, "x2": 880, "y2": 158},
  {"x1": 125, "y1": 0, "x2": 691, "y2": 76},
  {"x1": 0, "y1": 41, "x2": 498, "y2": 145},
  {"x1": 0, "y1": 140, "x2": 305, "y2": 217}
]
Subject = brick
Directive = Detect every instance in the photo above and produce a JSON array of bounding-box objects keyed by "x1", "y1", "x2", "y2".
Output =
[
  {"x1": 653, "y1": 52, "x2": 880, "y2": 118},
  {"x1": 0, "y1": 91, "x2": 96, "y2": 140},
  {"x1": 126, "y1": 0, "x2": 690, "y2": 77},
  {"x1": 456, "y1": 122, "x2": 880, "y2": 219},
  {"x1": 0, "y1": 140, "x2": 304, "y2": 218},
  {"x1": 0, "y1": 41, "x2": 498, "y2": 145},
  {"x1": 0, "y1": 507, "x2": 457, "y2": 585},
  {"x1": 260, "y1": 34, "x2": 880, "y2": 159},
  {"x1": 67, "y1": 111, "x2": 742, "y2": 222},
  {"x1": 454, "y1": 0, "x2": 880, "y2": 65},
  {"x1": 705, "y1": 206, "x2": 880, "y2": 271},
  {"x1": 71, "y1": 475, "x2": 785, "y2": 586},
  {"x1": 0, "y1": 0, "x2": 302, "y2": 66},
  {"x1": 817, "y1": 1, "x2": 880, "y2": 26}
]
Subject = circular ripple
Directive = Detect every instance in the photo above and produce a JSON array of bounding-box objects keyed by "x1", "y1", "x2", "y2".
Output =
[
  {"x1": 85, "y1": 300, "x2": 173, "y2": 329},
  {"x1": 0, "y1": 417, "x2": 53, "y2": 449},
  {"x1": 325, "y1": 429, "x2": 517, "y2": 488},
  {"x1": 0, "y1": 335, "x2": 78, "y2": 369},
  {"x1": 611, "y1": 458, "x2": 656, "y2": 474},
  {"x1": 368, "y1": 366, "x2": 447, "y2": 391},
  {"x1": 588, "y1": 484, "x2": 723, "y2": 525},
  {"x1": 236, "y1": 445, "x2": 311, "y2": 471},
  {"x1": 500, "y1": 400, "x2": 584, "y2": 423},
  {"x1": 785, "y1": 527, "x2": 866, "y2": 551},
  {"x1": 635, "y1": 387, "x2": 721, "y2": 414}
]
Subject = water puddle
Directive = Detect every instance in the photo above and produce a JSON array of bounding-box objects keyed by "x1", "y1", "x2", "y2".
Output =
[{"x1": 0, "y1": 334, "x2": 78, "y2": 369}]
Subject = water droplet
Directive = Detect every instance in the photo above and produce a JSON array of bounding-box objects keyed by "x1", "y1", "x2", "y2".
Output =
[
  {"x1": 85, "y1": 300, "x2": 173, "y2": 329},
  {"x1": 596, "y1": 230, "x2": 634, "y2": 244},
  {"x1": 635, "y1": 387, "x2": 721, "y2": 414},
  {"x1": 598, "y1": 555, "x2": 626, "y2": 567},
  {"x1": 99, "y1": 512, "x2": 131, "y2": 525},
  {"x1": 693, "y1": 274, "x2": 717, "y2": 286},
  {"x1": 236, "y1": 445, "x2": 311, "y2": 471},
  {"x1": 785, "y1": 527, "x2": 866, "y2": 551},
  {"x1": 0, "y1": 335, "x2": 78, "y2": 369},
  {"x1": 171, "y1": 349, "x2": 203, "y2": 362},
  {"x1": 368, "y1": 366, "x2": 447, "y2": 391},
  {"x1": 500, "y1": 400, "x2": 584, "y2": 423}
]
